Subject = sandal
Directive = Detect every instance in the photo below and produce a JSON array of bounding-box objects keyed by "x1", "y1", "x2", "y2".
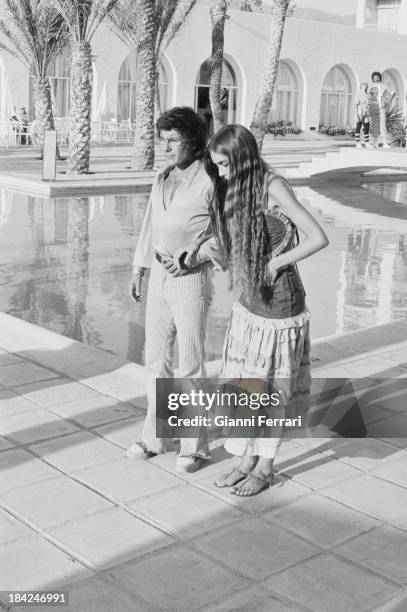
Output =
[
  {"x1": 231, "y1": 472, "x2": 274, "y2": 497},
  {"x1": 214, "y1": 467, "x2": 249, "y2": 488}
]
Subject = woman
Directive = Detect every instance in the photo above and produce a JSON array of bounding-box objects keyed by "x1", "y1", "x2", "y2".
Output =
[
  {"x1": 354, "y1": 82, "x2": 370, "y2": 148},
  {"x1": 202, "y1": 125, "x2": 328, "y2": 496}
]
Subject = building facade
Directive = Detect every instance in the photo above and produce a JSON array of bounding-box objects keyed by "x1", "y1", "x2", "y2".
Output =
[{"x1": 1, "y1": 2, "x2": 407, "y2": 132}]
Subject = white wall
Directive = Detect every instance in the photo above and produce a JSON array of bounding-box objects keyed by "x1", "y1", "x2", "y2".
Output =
[{"x1": 2, "y1": 5, "x2": 407, "y2": 131}]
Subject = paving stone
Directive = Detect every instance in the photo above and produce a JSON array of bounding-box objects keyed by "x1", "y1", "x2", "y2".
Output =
[
  {"x1": 0, "y1": 350, "x2": 24, "y2": 366},
  {"x1": 370, "y1": 455, "x2": 407, "y2": 488},
  {"x1": 10, "y1": 576, "x2": 156, "y2": 612},
  {"x1": 0, "y1": 448, "x2": 60, "y2": 492},
  {"x1": 193, "y1": 517, "x2": 318, "y2": 580},
  {"x1": 0, "y1": 388, "x2": 38, "y2": 417},
  {"x1": 93, "y1": 416, "x2": 145, "y2": 449},
  {"x1": 13, "y1": 378, "x2": 101, "y2": 407},
  {"x1": 48, "y1": 395, "x2": 141, "y2": 428},
  {"x1": 310, "y1": 376, "x2": 377, "y2": 395},
  {"x1": 335, "y1": 525, "x2": 407, "y2": 584},
  {"x1": 355, "y1": 380, "x2": 407, "y2": 413},
  {"x1": 0, "y1": 535, "x2": 93, "y2": 592},
  {"x1": 196, "y1": 471, "x2": 312, "y2": 513},
  {"x1": 263, "y1": 553, "x2": 397, "y2": 612},
  {"x1": 48, "y1": 507, "x2": 172, "y2": 570},
  {"x1": 322, "y1": 474, "x2": 407, "y2": 522},
  {"x1": 0, "y1": 476, "x2": 112, "y2": 528},
  {"x1": 330, "y1": 438, "x2": 404, "y2": 471},
  {"x1": 130, "y1": 484, "x2": 241, "y2": 540},
  {"x1": 0, "y1": 362, "x2": 60, "y2": 387},
  {"x1": 110, "y1": 545, "x2": 250, "y2": 610},
  {"x1": 72, "y1": 458, "x2": 184, "y2": 503},
  {"x1": 264, "y1": 494, "x2": 380, "y2": 548},
  {"x1": 0, "y1": 409, "x2": 79, "y2": 444},
  {"x1": 0, "y1": 436, "x2": 14, "y2": 451},
  {"x1": 280, "y1": 452, "x2": 362, "y2": 489},
  {"x1": 0, "y1": 507, "x2": 34, "y2": 545},
  {"x1": 365, "y1": 415, "x2": 407, "y2": 447},
  {"x1": 373, "y1": 590, "x2": 407, "y2": 612},
  {"x1": 206, "y1": 586, "x2": 309, "y2": 612},
  {"x1": 31, "y1": 431, "x2": 124, "y2": 473}
]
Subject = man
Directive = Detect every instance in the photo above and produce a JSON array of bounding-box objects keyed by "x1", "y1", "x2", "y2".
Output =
[
  {"x1": 369, "y1": 72, "x2": 394, "y2": 148},
  {"x1": 127, "y1": 107, "x2": 223, "y2": 473}
]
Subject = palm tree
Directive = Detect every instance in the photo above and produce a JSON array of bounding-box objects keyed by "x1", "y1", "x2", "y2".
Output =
[
  {"x1": 209, "y1": 0, "x2": 228, "y2": 134},
  {"x1": 49, "y1": 0, "x2": 118, "y2": 174},
  {"x1": 0, "y1": 0, "x2": 67, "y2": 158},
  {"x1": 250, "y1": 0, "x2": 291, "y2": 150},
  {"x1": 109, "y1": 0, "x2": 196, "y2": 170}
]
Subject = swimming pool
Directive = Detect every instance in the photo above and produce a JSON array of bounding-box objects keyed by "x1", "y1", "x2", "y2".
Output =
[{"x1": 0, "y1": 182, "x2": 406, "y2": 363}]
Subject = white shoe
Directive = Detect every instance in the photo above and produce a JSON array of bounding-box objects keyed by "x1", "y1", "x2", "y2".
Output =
[
  {"x1": 355, "y1": 142, "x2": 362, "y2": 148},
  {"x1": 382, "y1": 143, "x2": 391, "y2": 149},
  {"x1": 176, "y1": 455, "x2": 206, "y2": 473},
  {"x1": 365, "y1": 143, "x2": 373, "y2": 148},
  {"x1": 126, "y1": 442, "x2": 157, "y2": 459}
]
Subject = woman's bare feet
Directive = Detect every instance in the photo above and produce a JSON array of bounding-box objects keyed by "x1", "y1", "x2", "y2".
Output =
[
  {"x1": 214, "y1": 456, "x2": 259, "y2": 487},
  {"x1": 231, "y1": 471, "x2": 274, "y2": 496},
  {"x1": 231, "y1": 457, "x2": 275, "y2": 496}
]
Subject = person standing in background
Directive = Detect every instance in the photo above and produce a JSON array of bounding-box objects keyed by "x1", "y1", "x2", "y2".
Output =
[
  {"x1": 354, "y1": 82, "x2": 370, "y2": 148},
  {"x1": 369, "y1": 72, "x2": 394, "y2": 148}
]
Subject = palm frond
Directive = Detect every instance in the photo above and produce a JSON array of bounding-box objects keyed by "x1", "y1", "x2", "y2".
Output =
[
  {"x1": 157, "y1": 0, "x2": 196, "y2": 57},
  {"x1": 108, "y1": 0, "x2": 138, "y2": 48},
  {"x1": 0, "y1": 0, "x2": 68, "y2": 75},
  {"x1": 49, "y1": 0, "x2": 117, "y2": 41}
]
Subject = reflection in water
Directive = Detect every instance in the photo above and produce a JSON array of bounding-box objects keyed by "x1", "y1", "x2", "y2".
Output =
[
  {"x1": 362, "y1": 181, "x2": 407, "y2": 205},
  {"x1": 65, "y1": 198, "x2": 90, "y2": 342},
  {"x1": 0, "y1": 183, "x2": 406, "y2": 363}
]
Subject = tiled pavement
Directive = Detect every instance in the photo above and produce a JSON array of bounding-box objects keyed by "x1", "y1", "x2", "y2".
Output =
[{"x1": 0, "y1": 313, "x2": 406, "y2": 611}]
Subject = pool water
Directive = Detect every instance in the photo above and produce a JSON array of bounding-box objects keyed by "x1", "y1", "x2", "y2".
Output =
[{"x1": 0, "y1": 182, "x2": 406, "y2": 363}]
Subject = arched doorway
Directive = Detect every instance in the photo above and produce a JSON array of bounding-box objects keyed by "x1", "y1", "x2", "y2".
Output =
[
  {"x1": 320, "y1": 65, "x2": 353, "y2": 127},
  {"x1": 382, "y1": 69, "x2": 401, "y2": 106},
  {"x1": 117, "y1": 51, "x2": 168, "y2": 122},
  {"x1": 194, "y1": 58, "x2": 237, "y2": 133},
  {"x1": 29, "y1": 47, "x2": 70, "y2": 119},
  {"x1": 269, "y1": 60, "x2": 299, "y2": 124}
]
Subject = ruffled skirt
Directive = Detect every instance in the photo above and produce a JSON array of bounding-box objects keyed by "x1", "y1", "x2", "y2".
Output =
[{"x1": 220, "y1": 301, "x2": 311, "y2": 457}]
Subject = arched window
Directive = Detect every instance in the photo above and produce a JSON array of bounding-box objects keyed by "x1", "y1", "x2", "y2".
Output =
[
  {"x1": 269, "y1": 61, "x2": 298, "y2": 124},
  {"x1": 195, "y1": 58, "x2": 237, "y2": 133},
  {"x1": 320, "y1": 65, "x2": 353, "y2": 127},
  {"x1": 382, "y1": 69, "x2": 400, "y2": 106},
  {"x1": 29, "y1": 47, "x2": 70, "y2": 119},
  {"x1": 117, "y1": 51, "x2": 168, "y2": 122}
]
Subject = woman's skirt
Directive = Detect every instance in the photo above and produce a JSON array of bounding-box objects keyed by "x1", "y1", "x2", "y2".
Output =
[{"x1": 220, "y1": 300, "x2": 311, "y2": 458}]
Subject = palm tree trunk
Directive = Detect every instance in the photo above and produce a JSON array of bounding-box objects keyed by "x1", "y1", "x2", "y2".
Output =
[
  {"x1": 210, "y1": 0, "x2": 228, "y2": 134},
  {"x1": 68, "y1": 41, "x2": 92, "y2": 174},
  {"x1": 32, "y1": 77, "x2": 61, "y2": 160},
  {"x1": 250, "y1": 0, "x2": 290, "y2": 151},
  {"x1": 132, "y1": 0, "x2": 156, "y2": 170}
]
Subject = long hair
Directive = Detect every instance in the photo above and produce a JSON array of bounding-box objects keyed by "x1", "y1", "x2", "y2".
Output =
[{"x1": 205, "y1": 124, "x2": 271, "y2": 299}]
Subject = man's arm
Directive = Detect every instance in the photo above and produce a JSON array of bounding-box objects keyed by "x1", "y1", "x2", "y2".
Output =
[
  {"x1": 129, "y1": 182, "x2": 157, "y2": 302},
  {"x1": 173, "y1": 222, "x2": 227, "y2": 272}
]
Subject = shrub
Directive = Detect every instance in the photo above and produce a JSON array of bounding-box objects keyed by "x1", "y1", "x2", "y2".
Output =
[
  {"x1": 318, "y1": 125, "x2": 356, "y2": 137},
  {"x1": 386, "y1": 103, "x2": 406, "y2": 147},
  {"x1": 266, "y1": 120, "x2": 302, "y2": 136}
]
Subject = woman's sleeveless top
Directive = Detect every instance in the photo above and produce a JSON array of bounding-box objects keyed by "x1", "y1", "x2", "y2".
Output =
[{"x1": 238, "y1": 175, "x2": 306, "y2": 319}]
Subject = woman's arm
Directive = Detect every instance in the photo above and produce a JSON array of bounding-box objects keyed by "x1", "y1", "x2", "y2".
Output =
[{"x1": 267, "y1": 177, "x2": 329, "y2": 277}]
